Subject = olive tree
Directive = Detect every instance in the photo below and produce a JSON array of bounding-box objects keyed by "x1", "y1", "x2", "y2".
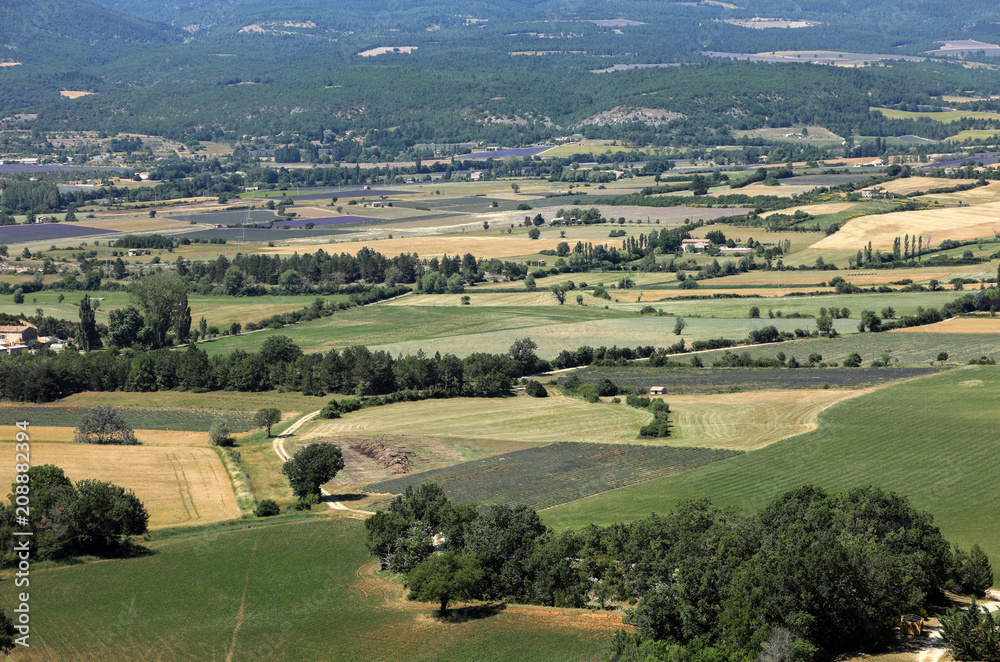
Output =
[{"x1": 73, "y1": 405, "x2": 138, "y2": 445}]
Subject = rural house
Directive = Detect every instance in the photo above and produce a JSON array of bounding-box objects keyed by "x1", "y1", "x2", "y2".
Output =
[
  {"x1": 0, "y1": 323, "x2": 37, "y2": 345},
  {"x1": 649, "y1": 386, "x2": 666, "y2": 395},
  {"x1": 861, "y1": 186, "x2": 889, "y2": 199},
  {"x1": 681, "y1": 238, "x2": 714, "y2": 253}
]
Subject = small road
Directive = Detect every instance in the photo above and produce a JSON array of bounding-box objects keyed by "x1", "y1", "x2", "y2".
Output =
[{"x1": 272, "y1": 410, "x2": 374, "y2": 516}]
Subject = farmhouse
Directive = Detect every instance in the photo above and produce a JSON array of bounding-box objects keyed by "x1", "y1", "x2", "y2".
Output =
[
  {"x1": 35, "y1": 216, "x2": 52, "y2": 224},
  {"x1": 0, "y1": 344, "x2": 27, "y2": 356},
  {"x1": 0, "y1": 323, "x2": 37, "y2": 345},
  {"x1": 681, "y1": 238, "x2": 714, "y2": 253},
  {"x1": 649, "y1": 386, "x2": 666, "y2": 395},
  {"x1": 861, "y1": 186, "x2": 889, "y2": 199},
  {"x1": 470, "y1": 171, "x2": 484, "y2": 181}
]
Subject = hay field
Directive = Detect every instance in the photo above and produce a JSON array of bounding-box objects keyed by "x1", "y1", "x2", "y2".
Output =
[
  {"x1": 59, "y1": 91, "x2": 95, "y2": 99},
  {"x1": 539, "y1": 142, "x2": 653, "y2": 158},
  {"x1": 59, "y1": 389, "x2": 326, "y2": 414},
  {"x1": 811, "y1": 202, "x2": 1000, "y2": 250},
  {"x1": 299, "y1": 393, "x2": 653, "y2": 445},
  {"x1": 0, "y1": 442, "x2": 240, "y2": 528},
  {"x1": 877, "y1": 177, "x2": 956, "y2": 195},
  {"x1": 664, "y1": 389, "x2": 866, "y2": 451},
  {"x1": 730, "y1": 125, "x2": 843, "y2": 143},
  {"x1": 76, "y1": 217, "x2": 197, "y2": 232},
  {"x1": 916, "y1": 180, "x2": 1000, "y2": 204},
  {"x1": 892, "y1": 317, "x2": 1000, "y2": 334},
  {"x1": 0, "y1": 427, "x2": 206, "y2": 445}
]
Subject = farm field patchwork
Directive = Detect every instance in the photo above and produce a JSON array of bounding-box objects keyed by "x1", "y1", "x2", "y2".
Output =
[
  {"x1": 0, "y1": 442, "x2": 240, "y2": 528},
  {"x1": 299, "y1": 394, "x2": 653, "y2": 446},
  {"x1": 367, "y1": 442, "x2": 742, "y2": 510},
  {"x1": 541, "y1": 366, "x2": 1000, "y2": 579},
  {"x1": 0, "y1": 518, "x2": 619, "y2": 661}
]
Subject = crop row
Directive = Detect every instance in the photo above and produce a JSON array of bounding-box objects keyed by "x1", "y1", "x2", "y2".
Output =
[
  {"x1": 367, "y1": 442, "x2": 741, "y2": 510},
  {"x1": 2, "y1": 406, "x2": 258, "y2": 432}
]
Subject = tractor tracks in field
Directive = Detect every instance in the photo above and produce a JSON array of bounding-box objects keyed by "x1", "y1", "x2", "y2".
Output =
[{"x1": 273, "y1": 410, "x2": 375, "y2": 517}]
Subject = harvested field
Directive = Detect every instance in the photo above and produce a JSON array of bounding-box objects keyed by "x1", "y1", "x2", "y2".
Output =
[
  {"x1": 57, "y1": 390, "x2": 325, "y2": 414},
  {"x1": 892, "y1": 317, "x2": 1000, "y2": 334},
  {"x1": 763, "y1": 202, "x2": 856, "y2": 217},
  {"x1": 75, "y1": 217, "x2": 193, "y2": 232},
  {"x1": 0, "y1": 442, "x2": 240, "y2": 528},
  {"x1": 664, "y1": 389, "x2": 865, "y2": 450},
  {"x1": 562, "y1": 366, "x2": 945, "y2": 393},
  {"x1": 811, "y1": 201, "x2": 1000, "y2": 250},
  {"x1": 300, "y1": 394, "x2": 653, "y2": 445},
  {"x1": 367, "y1": 442, "x2": 741, "y2": 510},
  {"x1": 0, "y1": 406, "x2": 259, "y2": 432},
  {"x1": 59, "y1": 91, "x2": 95, "y2": 99},
  {"x1": 0, "y1": 427, "x2": 206, "y2": 446},
  {"x1": 877, "y1": 176, "x2": 956, "y2": 195}
]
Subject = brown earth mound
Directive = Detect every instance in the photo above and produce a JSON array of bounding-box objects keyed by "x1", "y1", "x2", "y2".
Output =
[{"x1": 350, "y1": 438, "x2": 414, "y2": 474}]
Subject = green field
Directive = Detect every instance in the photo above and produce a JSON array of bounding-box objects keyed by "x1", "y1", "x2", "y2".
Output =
[
  {"x1": 200, "y1": 303, "x2": 632, "y2": 356},
  {"x1": 542, "y1": 366, "x2": 1000, "y2": 580},
  {"x1": 0, "y1": 518, "x2": 617, "y2": 661},
  {"x1": 693, "y1": 331, "x2": 1000, "y2": 366}
]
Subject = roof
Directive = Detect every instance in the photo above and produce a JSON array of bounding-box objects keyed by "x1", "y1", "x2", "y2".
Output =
[{"x1": 0, "y1": 325, "x2": 33, "y2": 332}]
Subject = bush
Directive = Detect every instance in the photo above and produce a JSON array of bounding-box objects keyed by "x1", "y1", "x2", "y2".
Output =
[
  {"x1": 254, "y1": 499, "x2": 281, "y2": 517},
  {"x1": 596, "y1": 378, "x2": 619, "y2": 397},
  {"x1": 73, "y1": 405, "x2": 138, "y2": 445},
  {"x1": 524, "y1": 380, "x2": 548, "y2": 397},
  {"x1": 208, "y1": 417, "x2": 234, "y2": 446}
]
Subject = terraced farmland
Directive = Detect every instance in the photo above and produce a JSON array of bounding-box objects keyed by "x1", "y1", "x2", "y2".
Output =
[{"x1": 368, "y1": 442, "x2": 741, "y2": 510}]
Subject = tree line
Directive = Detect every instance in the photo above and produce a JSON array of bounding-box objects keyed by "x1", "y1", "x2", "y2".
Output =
[{"x1": 367, "y1": 483, "x2": 992, "y2": 661}]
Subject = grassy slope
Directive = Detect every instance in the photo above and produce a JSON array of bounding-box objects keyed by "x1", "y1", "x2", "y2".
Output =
[
  {"x1": 542, "y1": 366, "x2": 1000, "y2": 582},
  {"x1": 2, "y1": 518, "x2": 616, "y2": 662}
]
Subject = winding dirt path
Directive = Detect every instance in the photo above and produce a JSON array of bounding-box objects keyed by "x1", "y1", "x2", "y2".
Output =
[
  {"x1": 272, "y1": 410, "x2": 375, "y2": 516},
  {"x1": 917, "y1": 591, "x2": 1000, "y2": 662}
]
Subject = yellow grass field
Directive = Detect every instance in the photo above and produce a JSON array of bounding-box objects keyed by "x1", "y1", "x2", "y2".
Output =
[
  {"x1": 661, "y1": 389, "x2": 867, "y2": 451},
  {"x1": 76, "y1": 217, "x2": 194, "y2": 232},
  {"x1": 298, "y1": 393, "x2": 654, "y2": 445},
  {"x1": 917, "y1": 180, "x2": 1000, "y2": 204},
  {"x1": 59, "y1": 91, "x2": 95, "y2": 99},
  {"x1": 811, "y1": 201, "x2": 1000, "y2": 250},
  {"x1": 872, "y1": 107, "x2": 1000, "y2": 122},
  {"x1": 57, "y1": 390, "x2": 326, "y2": 414},
  {"x1": 891, "y1": 317, "x2": 1000, "y2": 334},
  {"x1": 0, "y1": 427, "x2": 206, "y2": 446},
  {"x1": 0, "y1": 443, "x2": 240, "y2": 528}
]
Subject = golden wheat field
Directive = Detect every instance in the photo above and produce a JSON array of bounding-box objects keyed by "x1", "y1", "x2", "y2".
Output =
[
  {"x1": 0, "y1": 443, "x2": 240, "y2": 528},
  {"x1": 891, "y1": 317, "x2": 1000, "y2": 334},
  {"x1": 0, "y1": 427, "x2": 207, "y2": 446},
  {"x1": 659, "y1": 389, "x2": 867, "y2": 451},
  {"x1": 811, "y1": 201, "x2": 1000, "y2": 250}
]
